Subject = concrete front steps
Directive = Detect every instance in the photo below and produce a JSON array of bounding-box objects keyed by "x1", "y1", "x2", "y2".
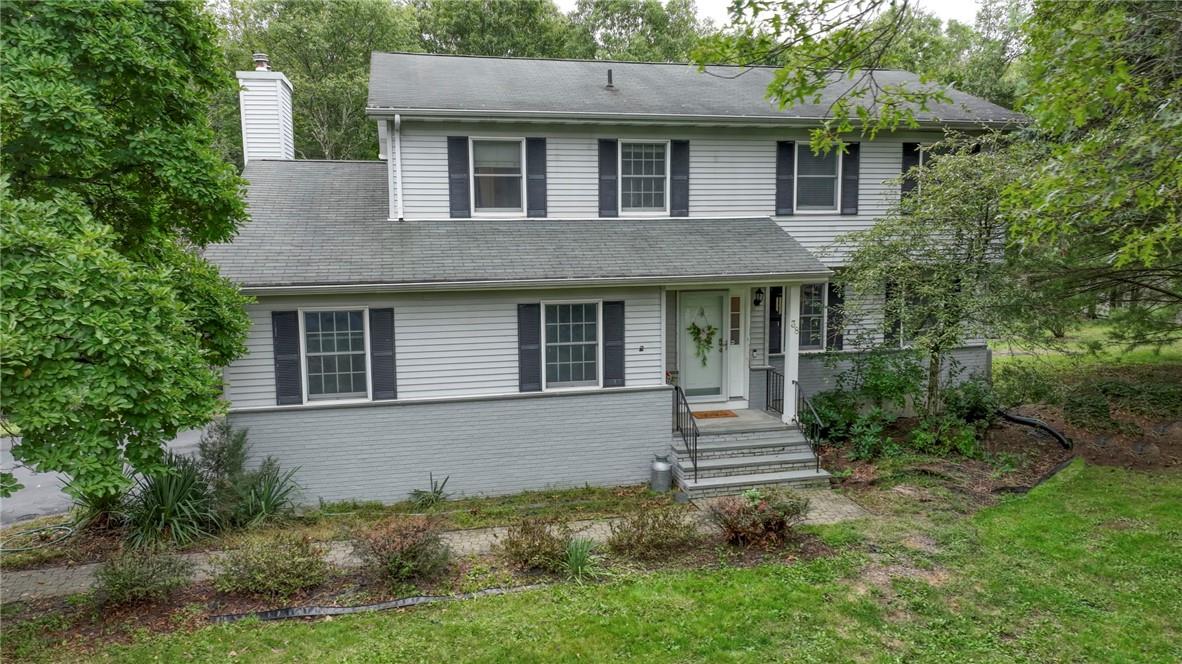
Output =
[{"x1": 672, "y1": 419, "x2": 830, "y2": 498}]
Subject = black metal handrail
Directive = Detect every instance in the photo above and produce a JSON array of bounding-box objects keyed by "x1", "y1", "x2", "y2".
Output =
[
  {"x1": 766, "y1": 367, "x2": 785, "y2": 415},
  {"x1": 792, "y1": 380, "x2": 823, "y2": 472},
  {"x1": 671, "y1": 385, "x2": 699, "y2": 481}
]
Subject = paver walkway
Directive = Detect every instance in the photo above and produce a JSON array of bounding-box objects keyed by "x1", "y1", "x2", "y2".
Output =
[{"x1": 1, "y1": 490, "x2": 867, "y2": 602}]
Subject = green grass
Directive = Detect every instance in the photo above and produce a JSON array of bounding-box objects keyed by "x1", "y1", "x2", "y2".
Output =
[
  {"x1": 72, "y1": 462, "x2": 1182, "y2": 663},
  {"x1": 991, "y1": 321, "x2": 1182, "y2": 369}
]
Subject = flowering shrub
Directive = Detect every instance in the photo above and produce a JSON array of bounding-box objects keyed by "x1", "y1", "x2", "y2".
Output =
[{"x1": 706, "y1": 488, "x2": 810, "y2": 545}]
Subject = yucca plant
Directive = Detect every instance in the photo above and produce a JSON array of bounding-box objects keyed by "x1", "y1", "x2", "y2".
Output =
[
  {"x1": 125, "y1": 455, "x2": 218, "y2": 548},
  {"x1": 409, "y1": 473, "x2": 451, "y2": 510},
  {"x1": 232, "y1": 458, "x2": 300, "y2": 528}
]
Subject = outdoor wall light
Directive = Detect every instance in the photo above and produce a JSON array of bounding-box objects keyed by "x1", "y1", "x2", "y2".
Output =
[{"x1": 753, "y1": 288, "x2": 765, "y2": 307}]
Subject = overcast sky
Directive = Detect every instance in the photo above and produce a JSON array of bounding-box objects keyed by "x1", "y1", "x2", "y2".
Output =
[{"x1": 554, "y1": 0, "x2": 980, "y2": 29}]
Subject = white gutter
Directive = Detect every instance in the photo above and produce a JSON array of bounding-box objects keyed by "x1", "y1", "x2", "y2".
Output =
[{"x1": 237, "y1": 271, "x2": 835, "y2": 296}]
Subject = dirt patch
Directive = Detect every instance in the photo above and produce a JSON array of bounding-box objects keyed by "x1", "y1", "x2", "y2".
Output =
[{"x1": 994, "y1": 405, "x2": 1182, "y2": 471}]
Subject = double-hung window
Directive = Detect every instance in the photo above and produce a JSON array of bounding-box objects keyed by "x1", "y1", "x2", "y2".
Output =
[
  {"x1": 795, "y1": 145, "x2": 841, "y2": 212},
  {"x1": 543, "y1": 302, "x2": 600, "y2": 389},
  {"x1": 620, "y1": 141, "x2": 668, "y2": 213},
  {"x1": 303, "y1": 310, "x2": 369, "y2": 400},
  {"x1": 471, "y1": 139, "x2": 524, "y2": 214},
  {"x1": 799, "y1": 283, "x2": 827, "y2": 350}
]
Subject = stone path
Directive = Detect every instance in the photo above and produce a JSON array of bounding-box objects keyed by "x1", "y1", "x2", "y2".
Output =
[{"x1": 0, "y1": 490, "x2": 868, "y2": 602}]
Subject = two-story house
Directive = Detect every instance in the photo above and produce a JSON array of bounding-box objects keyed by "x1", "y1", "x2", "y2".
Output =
[{"x1": 209, "y1": 52, "x2": 1023, "y2": 502}]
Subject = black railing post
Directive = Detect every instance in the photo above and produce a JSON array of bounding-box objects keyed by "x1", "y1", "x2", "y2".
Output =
[{"x1": 671, "y1": 385, "x2": 699, "y2": 481}]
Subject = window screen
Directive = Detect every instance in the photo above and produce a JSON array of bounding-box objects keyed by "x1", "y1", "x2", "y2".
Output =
[{"x1": 472, "y1": 140, "x2": 523, "y2": 212}]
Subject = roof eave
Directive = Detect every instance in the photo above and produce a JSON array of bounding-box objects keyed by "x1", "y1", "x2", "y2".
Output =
[
  {"x1": 364, "y1": 106, "x2": 1027, "y2": 129},
  {"x1": 237, "y1": 271, "x2": 836, "y2": 296}
]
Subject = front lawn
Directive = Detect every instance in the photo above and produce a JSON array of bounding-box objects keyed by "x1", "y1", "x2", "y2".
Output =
[{"x1": 63, "y1": 461, "x2": 1182, "y2": 663}]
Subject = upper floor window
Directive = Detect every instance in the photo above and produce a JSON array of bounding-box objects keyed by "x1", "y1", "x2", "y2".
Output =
[
  {"x1": 620, "y1": 141, "x2": 668, "y2": 213},
  {"x1": 471, "y1": 139, "x2": 524, "y2": 214},
  {"x1": 796, "y1": 145, "x2": 841, "y2": 212},
  {"x1": 303, "y1": 310, "x2": 369, "y2": 401}
]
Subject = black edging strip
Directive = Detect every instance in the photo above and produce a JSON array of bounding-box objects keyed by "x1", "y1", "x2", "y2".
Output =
[
  {"x1": 209, "y1": 584, "x2": 547, "y2": 624},
  {"x1": 996, "y1": 409, "x2": 1073, "y2": 450}
]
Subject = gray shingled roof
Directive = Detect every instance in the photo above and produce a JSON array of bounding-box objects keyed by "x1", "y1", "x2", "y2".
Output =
[
  {"x1": 205, "y1": 160, "x2": 829, "y2": 290},
  {"x1": 367, "y1": 52, "x2": 1024, "y2": 125}
]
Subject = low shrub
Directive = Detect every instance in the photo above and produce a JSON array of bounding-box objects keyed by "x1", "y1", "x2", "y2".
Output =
[
  {"x1": 94, "y1": 549, "x2": 193, "y2": 606},
  {"x1": 212, "y1": 535, "x2": 328, "y2": 597},
  {"x1": 68, "y1": 480, "x2": 128, "y2": 531},
  {"x1": 706, "y1": 488, "x2": 810, "y2": 546},
  {"x1": 560, "y1": 538, "x2": 604, "y2": 582},
  {"x1": 606, "y1": 506, "x2": 698, "y2": 560},
  {"x1": 354, "y1": 516, "x2": 451, "y2": 583},
  {"x1": 848, "y1": 408, "x2": 898, "y2": 461},
  {"x1": 942, "y1": 376, "x2": 999, "y2": 424},
  {"x1": 500, "y1": 517, "x2": 572, "y2": 572},
  {"x1": 909, "y1": 414, "x2": 980, "y2": 457},
  {"x1": 806, "y1": 389, "x2": 860, "y2": 442},
  {"x1": 125, "y1": 455, "x2": 218, "y2": 548},
  {"x1": 198, "y1": 421, "x2": 299, "y2": 528}
]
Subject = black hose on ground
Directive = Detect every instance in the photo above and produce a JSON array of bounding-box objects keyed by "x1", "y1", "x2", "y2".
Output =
[{"x1": 996, "y1": 409, "x2": 1073, "y2": 450}]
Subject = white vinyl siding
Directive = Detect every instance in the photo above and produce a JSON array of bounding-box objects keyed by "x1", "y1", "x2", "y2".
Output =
[
  {"x1": 223, "y1": 287, "x2": 664, "y2": 409},
  {"x1": 393, "y1": 122, "x2": 942, "y2": 267},
  {"x1": 237, "y1": 75, "x2": 294, "y2": 162}
]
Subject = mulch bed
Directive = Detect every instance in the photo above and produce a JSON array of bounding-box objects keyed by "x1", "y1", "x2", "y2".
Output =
[
  {"x1": 1, "y1": 532, "x2": 833, "y2": 661},
  {"x1": 822, "y1": 406, "x2": 1181, "y2": 505}
]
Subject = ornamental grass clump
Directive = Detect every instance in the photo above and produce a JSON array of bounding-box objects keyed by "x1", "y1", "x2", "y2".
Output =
[
  {"x1": 606, "y1": 506, "x2": 699, "y2": 560},
  {"x1": 706, "y1": 488, "x2": 810, "y2": 546},
  {"x1": 354, "y1": 516, "x2": 451, "y2": 584}
]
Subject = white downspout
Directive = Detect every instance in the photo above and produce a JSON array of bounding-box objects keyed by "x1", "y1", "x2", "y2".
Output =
[{"x1": 393, "y1": 115, "x2": 405, "y2": 221}]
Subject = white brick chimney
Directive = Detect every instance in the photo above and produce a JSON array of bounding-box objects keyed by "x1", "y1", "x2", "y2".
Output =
[{"x1": 236, "y1": 53, "x2": 294, "y2": 162}]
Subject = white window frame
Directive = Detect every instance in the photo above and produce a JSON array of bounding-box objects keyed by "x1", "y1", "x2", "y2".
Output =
[
  {"x1": 793, "y1": 144, "x2": 843, "y2": 214},
  {"x1": 469, "y1": 137, "x2": 527, "y2": 217},
  {"x1": 618, "y1": 139, "x2": 671, "y2": 216},
  {"x1": 540, "y1": 299, "x2": 604, "y2": 392},
  {"x1": 798, "y1": 282, "x2": 828, "y2": 353},
  {"x1": 297, "y1": 306, "x2": 372, "y2": 404}
]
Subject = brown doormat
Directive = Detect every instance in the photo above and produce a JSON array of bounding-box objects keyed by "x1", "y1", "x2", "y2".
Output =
[{"x1": 693, "y1": 410, "x2": 738, "y2": 419}]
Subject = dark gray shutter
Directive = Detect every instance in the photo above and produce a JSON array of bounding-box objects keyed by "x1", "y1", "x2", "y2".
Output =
[
  {"x1": 901, "y1": 142, "x2": 921, "y2": 198},
  {"x1": 369, "y1": 308, "x2": 396, "y2": 400},
  {"x1": 447, "y1": 136, "x2": 470, "y2": 218},
  {"x1": 271, "y1": 311, "x2": 303, "y2": 405},
  {"x1": 598, "y1": 139, "x2": 618, "y2": 217},
  {"x1": 603, "y1": 301, "x2": 625, "y2": 387},
  {"x1": 840, "y1": 142, "x2": 859, "y2": 215},
  {"x1": 826, "y1": 283, "x2": 844, "y2": 351},
  {"x1": 526, "y1": 137, "x2": 547, "y2": 217},
  {"x1": 775, "y1": 141, "x2": 794, "y2": 215},
  {"x1": 768, "y1": 286, "x2": 784, "y2": 354},
  {"x1": 517, "y1": 303, "x2": 542, "y2": 392},
  {"x1": 670, "y1": 140, "x2": 689, "y2": 217}
]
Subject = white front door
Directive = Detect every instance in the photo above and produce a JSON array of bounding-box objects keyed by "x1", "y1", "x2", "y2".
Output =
[{"x1": 679, "y1": 291, "x2": 727, "y2": 399}]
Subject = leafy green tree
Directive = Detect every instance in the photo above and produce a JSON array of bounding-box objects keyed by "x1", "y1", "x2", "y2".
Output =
[
  {"x1": 840, "y1": 137, "x2": 1030, "y2": 409},
  {"x1": 213, "y1": 0, "x2": 420, "y2": 164},
  {"x1": 0, "y1": 0, "x2": 251, "y2": 497},
  {"x1": 1005, "y1": 0, "x2": 1181, "y2": 345},
  {"x1": 571, "y1": 0, "x2": 711, "y2": 62},
  {"x1": 415, "y1": 0, "x2": 588, "y2": 58}
]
